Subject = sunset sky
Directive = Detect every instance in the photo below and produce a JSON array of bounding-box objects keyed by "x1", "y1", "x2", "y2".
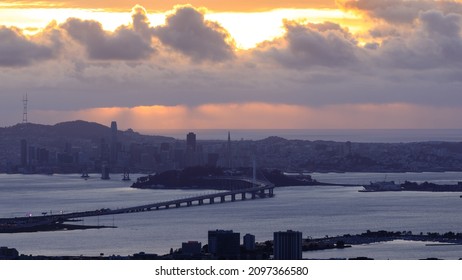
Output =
[{"x1": 1, "y1": 0, "x2": 462, "y2": 130}]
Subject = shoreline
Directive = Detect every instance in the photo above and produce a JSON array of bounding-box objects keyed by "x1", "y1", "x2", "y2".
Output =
[{"x1": 3, "y1": 230, "x2": 461, "y2": 260}]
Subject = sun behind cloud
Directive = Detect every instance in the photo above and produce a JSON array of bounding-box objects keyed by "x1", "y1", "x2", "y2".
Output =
[{"x1": 0, "y1": 2, "x2": 361, "y2": 49}]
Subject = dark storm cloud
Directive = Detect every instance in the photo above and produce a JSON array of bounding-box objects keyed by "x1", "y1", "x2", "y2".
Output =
[
  {"x1": 256, "y1": 21, "x2": 361, "y2": 69},
  {"x1": 0, "y1": 26, "x2": 59, "y2": 67},
  {"x1": 420, "y1": 9, "x2": 461, "y2": 37},
  {"x1": 3, "y1": 3, "x2": 462, "y2": 129},
  {"x1": 152, "y1": 6, "x2": 235, "y2": 62},
  {"x1": 340, "y1": 0, "x2": 462, "y2": 24},
  {"x1": 61, "y1": 12, "x2": 154, "y2": 61},
  {"x1": 377, "y1": 10, "x2": 462, "y2": 69}
]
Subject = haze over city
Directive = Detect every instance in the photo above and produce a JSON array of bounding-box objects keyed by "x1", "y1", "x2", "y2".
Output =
[{"x1": 1, "y1": 0, "x2": 462, "y2": 129}]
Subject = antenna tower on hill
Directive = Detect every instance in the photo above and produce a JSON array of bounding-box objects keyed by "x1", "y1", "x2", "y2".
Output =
[{"x1": 22, "y1": 94, "x2": 28, "y2": 123}]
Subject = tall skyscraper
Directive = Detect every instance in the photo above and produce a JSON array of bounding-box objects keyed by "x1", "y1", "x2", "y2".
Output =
[
  {"x1": 185, "y1": 132, "x2": 197, "y2": 167},
  {"x1": 110, "y1": 121, "x2": 118, "y2": 165},
  {"x1": 208, "y1": 230, "x2": 240, "y2": 259},
  {"x1": 186, "y1": 132, "x2": 196, "y2": 152},
  {"x1": 243, "y1": 234, "x2": 256, "y2": 251},
  {"x1": 273, "y1": 230, "x2": 302, "y2": 260},
  {"x1": 227, "y1": 131, "x2": 231, "y2": 168}
]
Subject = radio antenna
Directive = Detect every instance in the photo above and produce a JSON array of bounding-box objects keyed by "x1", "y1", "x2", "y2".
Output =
[{"x1": 22, "y1": 93, "x2": 28, "y2": 123}]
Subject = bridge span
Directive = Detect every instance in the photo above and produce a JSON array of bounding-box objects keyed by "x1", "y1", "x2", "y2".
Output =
[{"x1": 0, "y1": 181, "x2": 275, "y2": 232}]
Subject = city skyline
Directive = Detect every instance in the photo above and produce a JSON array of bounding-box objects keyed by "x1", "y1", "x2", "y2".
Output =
[{"x1": 1, "y1": 1, "x2": 462, "y2": 129}]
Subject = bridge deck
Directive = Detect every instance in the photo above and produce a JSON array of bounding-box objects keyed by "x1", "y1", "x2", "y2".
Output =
[{"x1": 0, "y1": 183, "x2": 275, "y2": 231}]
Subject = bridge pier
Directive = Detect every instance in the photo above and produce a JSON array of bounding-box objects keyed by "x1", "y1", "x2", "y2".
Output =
[{"x1": 24, "y1": 183, "x2": 277, "y2": 227}]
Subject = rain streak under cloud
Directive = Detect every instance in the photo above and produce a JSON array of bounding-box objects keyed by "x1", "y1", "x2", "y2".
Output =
[{"x1": 1, "y1": 0, "x2": 462, "y2": 129}]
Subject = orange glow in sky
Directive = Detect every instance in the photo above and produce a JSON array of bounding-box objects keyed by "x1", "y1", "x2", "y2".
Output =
[
  {"x1": 0, "y1": 1, "x2": 337, "y2": 11},
  {"x1": 33, "y1": 103, "x2": 462, "y2": 130},
  {"x1": 2, "y1": 1, "x2": 462, "y2": 129},
  {"x1": 0, "y1": 2, "x2": 362, "y2": 49}
]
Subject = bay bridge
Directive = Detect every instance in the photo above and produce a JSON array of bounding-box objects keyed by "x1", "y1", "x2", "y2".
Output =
[{"x1": 0, "y1": 178, "x2": 275, "y2": 233}]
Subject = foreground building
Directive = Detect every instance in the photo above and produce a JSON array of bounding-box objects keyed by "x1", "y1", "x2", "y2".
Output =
[{"x1": 273, "y1": 230, "x2": 302, "y2": 260}]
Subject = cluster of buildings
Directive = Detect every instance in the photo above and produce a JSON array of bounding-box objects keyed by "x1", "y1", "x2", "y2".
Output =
[
  {"x1": 0, "y1": 230, "x2": 303, "y2": 260},
  {"x1": 3, "y1": 120, "x2": 462, "y2": 174},
  {"x1": 168, "y1": 229, "x2": 303, "y2": 260},
  {"x1": 5, "y1": 121, "x2": 238, "y2": 174}
]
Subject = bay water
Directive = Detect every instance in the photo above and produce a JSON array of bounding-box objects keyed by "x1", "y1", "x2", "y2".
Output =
[{"x1": 1, "y1": 172, "x2": 462, "y2": 259}]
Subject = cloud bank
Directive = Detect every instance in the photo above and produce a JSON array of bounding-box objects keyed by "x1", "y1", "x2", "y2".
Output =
[
  {"x1": 0, "y1": 24, "x2": 60, "y2": 66},
  {"x1": 1, "y1": 3, "x2": 462, "y2": 129},
  {"x1": 153, "y1": 5, "x2": 235, "y2": 62}
]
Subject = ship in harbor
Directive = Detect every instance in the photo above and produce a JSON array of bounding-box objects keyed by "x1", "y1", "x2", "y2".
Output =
[{"x1": 359, "y1": 181, "x2": 402, "y2": 192}]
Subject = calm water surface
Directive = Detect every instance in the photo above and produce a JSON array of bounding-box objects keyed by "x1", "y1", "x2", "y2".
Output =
[{"x1": 1, "y1": 172, "x2": 461, "y2": 259}]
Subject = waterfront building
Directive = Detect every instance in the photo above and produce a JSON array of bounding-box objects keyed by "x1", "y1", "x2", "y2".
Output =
[
  {"x1": 208, "y1": 230, "x2": 240, "y2": 259},
  {"x1": 0, "y1": 247, "x2": 19, "y2": 260},
  {"x1": 181, "y1": 241, "x2": 202, "y2": 256},
  {"x1": 273, "y1": 230, "x2": 302, "y2": 260},
  {"x1": 243, "y1": 233, "x2": 256, "y2": 251}
]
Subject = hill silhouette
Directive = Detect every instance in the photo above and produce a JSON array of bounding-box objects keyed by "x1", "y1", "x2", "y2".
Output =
[{"x1": 1, "y1": 120, "x2": 174, "y2": 145}]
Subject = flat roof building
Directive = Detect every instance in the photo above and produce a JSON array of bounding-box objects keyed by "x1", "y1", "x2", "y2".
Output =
[
  {"x1": 273, "y1": 230, "x2": 302, "y2": 260},
  {"x1": 208, "y1": 230, "x2": 240, "y2": 259},
  {"x1": 182, "y1": 241, "x2": 202, "y2": 256}
]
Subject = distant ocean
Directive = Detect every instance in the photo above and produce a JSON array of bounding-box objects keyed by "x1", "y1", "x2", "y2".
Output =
[{"x1": 140, "y1": 129, "x2": 462, "y2": 143}]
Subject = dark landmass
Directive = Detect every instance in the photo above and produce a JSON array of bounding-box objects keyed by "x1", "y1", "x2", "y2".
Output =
[
  {"x1": 130, "y1": 166, "x2": 329, "y2": 189},
  {"x1": 361, "y1": 180, "x2": 462, "y2": 192},
  {"x1": 131, "y1": 166, "x2": 226, "y2": 189},
  {"x1": 0, "y1": 223, "x2": 115, "y2": 233},
  {"x1": 309, "y1": 230, "x2": 462, "y2": 251},
  {"x1": 401, "y1": 181, "x2": 462, "y2": 192}
]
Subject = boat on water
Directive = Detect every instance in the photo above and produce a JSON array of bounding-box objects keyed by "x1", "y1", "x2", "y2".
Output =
[
  {"x1": 359, "y1": 181, "x2": 402, "y2": 192},
  {"x1": 121, "y1": 168, "x2": 131, "y2": 181},
  {"x1": 122, "y1": 172, "x2": 131, "y2": 181}
]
